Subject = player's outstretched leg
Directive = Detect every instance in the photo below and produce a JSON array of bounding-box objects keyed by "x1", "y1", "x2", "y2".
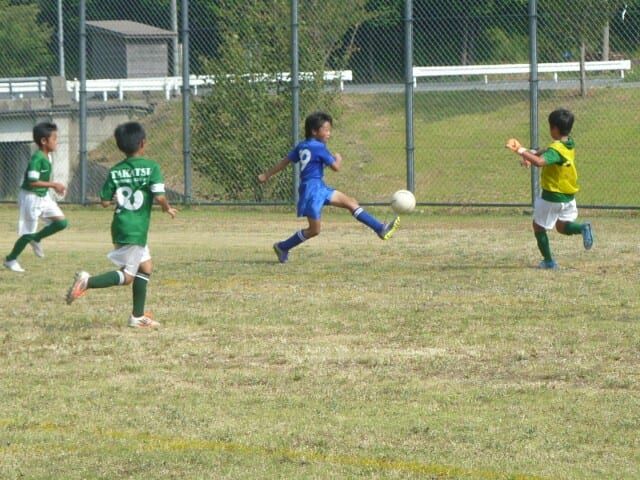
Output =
[
  {"x1": 330, "y1": 190, "x2": 399, "y2": 240},
  {"x1": 377, "y1": 216, "x2": 400, "y2": 240}
]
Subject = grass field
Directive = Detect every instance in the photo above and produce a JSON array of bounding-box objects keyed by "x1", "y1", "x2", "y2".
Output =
[
  {"x1": 1, "y1": 206, "x2": 639, "y2": 479},
  {"x1": 89, "y1": 87, "x2": 640, "y2": 206}
]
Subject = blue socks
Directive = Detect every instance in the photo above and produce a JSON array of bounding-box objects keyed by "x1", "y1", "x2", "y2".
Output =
[
  {"x1": 353, "y1": 207, "x2": 384, "y2": 234},
  {"x1": 279, "y1": 230, "x2": 307, "y2": 251},
  {"x1": 278, "y1": 208, "x2": 382, "y2": 252}
]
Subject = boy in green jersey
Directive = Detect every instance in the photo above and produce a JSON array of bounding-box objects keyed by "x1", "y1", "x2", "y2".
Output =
[
  {"x1": 4, "y1": 122, "x2": 68, "y2": 273},
  {"x1": 506, "y1": 109, "x2": 594, "y2": 269},
  {"x1": 66, "y1": 122, "x2": 177, "y2": 328}
]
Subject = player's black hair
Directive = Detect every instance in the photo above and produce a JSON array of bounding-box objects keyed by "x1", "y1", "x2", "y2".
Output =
[
  {"x1": 548, "y1": 109, "x2": 574, "y2": 136},
  {"x1": 115, "y1": 121, "x2": 146, "y2": 155},
  {"x1": 33, "y1": 122, "x2": 57, "y2": 146},
  {"x1": 304, "y1": 111, "x2": 333, "y2": 139}
]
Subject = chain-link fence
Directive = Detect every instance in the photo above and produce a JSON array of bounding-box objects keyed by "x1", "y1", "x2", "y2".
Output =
[{"x1": 0, "y1": 1, "x2": 639, "y2": 207}]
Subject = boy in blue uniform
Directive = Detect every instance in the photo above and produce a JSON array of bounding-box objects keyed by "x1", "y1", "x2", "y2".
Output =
[{"x1": 258, "y1": 111, "x2": 399, "y2": 263}]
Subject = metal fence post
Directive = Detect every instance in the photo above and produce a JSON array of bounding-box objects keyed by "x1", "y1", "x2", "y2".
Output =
[
  {"x1": 404, "y1": 0, "x2": 415, "y2": 193},
  {"x1": 58, "y1": 0, "x2": 65, "y2": 78},
  {"x1": 79, "y1": 0, "x2": 87, "y2": 205},
  {"x1": 171, "y1": 0, "x2": 180, "y2": 77},
  {"x1": 171, "y1": 0, "x2": 179, "y2": 76},
  {"x1": 182, "y1": 0, "x2": 192, "y2": 204},
  {"x1": 291, "y1": 0, "x2": 300, "y2": 204},
  {"x1": 529, "y1": 0, "x2": 539, "y2": 208}
]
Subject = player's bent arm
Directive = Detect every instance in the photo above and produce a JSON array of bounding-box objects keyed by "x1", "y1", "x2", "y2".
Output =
[
  {"x1": 259, "y1": 157, "x2": 290, "y2": 183},
  {"x1": 155, "y1": 195, "x2": 178, "y2": 218},
  {"x1": 100, "y1": 200, "x2": 112, "y2": 208},
  {"x1": 520, "y1": 150, "x2": 546, "y2": 167},
  {"x1": 329, "y1": 153, "x2": 342, "y2": 172},
  {"x1": 29, "y1": 180, "x2": 66, "y2": 194}
]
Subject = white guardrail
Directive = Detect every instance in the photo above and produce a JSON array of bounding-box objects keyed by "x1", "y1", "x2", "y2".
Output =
[
  {"x1": 65, "y1": 70, "x2": 353, "y2": 102},
  {"x1": 0, "y1": 77, "x2": 48, "y2": 98},
  {"x1": 413, "y1": 60, "x2": 632, "y2": 86}
]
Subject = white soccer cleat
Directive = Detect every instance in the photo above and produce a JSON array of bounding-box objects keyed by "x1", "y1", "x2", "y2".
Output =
[
  {"x1": 128, "y1": 313, "x2": 160, "y2": 329},
  {"x1": 30, "y1": 241, "x2": 45, "y2": 258},
  {"x1": 66, "y1": 271, "x2": 90, "y2": 305},
  {"x1": 3, "y1": 259, "x2": 25, "y2": 273}
]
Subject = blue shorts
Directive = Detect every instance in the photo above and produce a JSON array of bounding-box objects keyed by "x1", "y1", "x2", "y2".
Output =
[{"x1": 297, "y1": 180, "x2": 335, "y2": 220}]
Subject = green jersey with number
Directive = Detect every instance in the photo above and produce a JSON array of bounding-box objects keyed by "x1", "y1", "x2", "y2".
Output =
[
  {"x1": 100, "y1": 157, "x2": 165, "y2": 246},
  {"x1": 21, "y1": 150, "x2": 52, "y2": 197}
]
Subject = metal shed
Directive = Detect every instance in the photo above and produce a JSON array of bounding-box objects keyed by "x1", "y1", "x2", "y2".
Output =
[{"x1": 87, "y1": 20, "x2": 177, "y2": 79}]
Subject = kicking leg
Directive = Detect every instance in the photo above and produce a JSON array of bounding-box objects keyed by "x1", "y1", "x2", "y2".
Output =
[{"x1": 330, "y1": 190, "x2": 398, "y2": 240}]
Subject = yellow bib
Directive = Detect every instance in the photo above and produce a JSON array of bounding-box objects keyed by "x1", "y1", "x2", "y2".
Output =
[{"x1": 540, "y1": 140, "x2": 579, "y2": 194}]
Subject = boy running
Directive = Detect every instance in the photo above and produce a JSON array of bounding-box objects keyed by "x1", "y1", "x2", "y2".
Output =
[
  {"x1": 506, "y1": 108, "x2": 594, "y2": 269},
  {"x1": 4, "y1": 122, "x2": 68, "y2": 272},
  {"x1": 258, "y1": 111, "x2": 399, "y2": 263},
  {"x1": 66, "y1": 122, "x2": 177, "y2": 328}
]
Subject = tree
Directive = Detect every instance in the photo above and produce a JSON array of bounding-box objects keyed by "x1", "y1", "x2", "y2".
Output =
[
  {"x1": 541, "y1": 0, "x2": 623, "y2": 96},
  {"x1": 0, "y1": 0, "x2": 54, "y2": 76},
  {"x1": 192, "y1": 0, "x2": 373, "y2": 201}
]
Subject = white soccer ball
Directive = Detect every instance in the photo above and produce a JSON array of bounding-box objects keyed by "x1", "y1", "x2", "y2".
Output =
[{"x1": 390, "y1": 189, "x2": 416, "y2": 214}]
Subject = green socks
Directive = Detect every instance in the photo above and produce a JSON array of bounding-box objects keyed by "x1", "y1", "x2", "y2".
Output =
[
  {"x1": 85, "y1": 270, "x2": 150, "y2": 317},
  {"x1": 132, "y1": 272, "x2": 150, "y2": 317},
  {"x1": 5, "y1": 219, "x2": 68, "y2": 261},
  {"x1": 33, "y1": 219, "x2": 68, "y2": 242},
  {"x1": 561, "y1": 222, "x2": 584, "y2": 236},
  {"x1": 534, "y1": 231, "x2": 553, "y2": 262},
  {"x1": 87, "y1": 271, "x2": 124, "y2": 289},
  {"x1": 5, "y1": 234, "x2": 35, "y2": 261}
]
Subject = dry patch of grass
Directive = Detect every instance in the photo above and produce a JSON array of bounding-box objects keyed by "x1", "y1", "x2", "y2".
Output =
[{"x1": 0, "y1": 206, "x2": 639, "y2": 479}]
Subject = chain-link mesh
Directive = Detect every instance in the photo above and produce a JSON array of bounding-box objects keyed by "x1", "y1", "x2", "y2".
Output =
[
  {"x1": 412, "y1": 0, "x2": 639, "y2": 206},
  {"x1": 413, "y1": 2, "x2": 530, "y2": 205},
  {"x1": 0, "y1": 1, "x2": 639, "y2": 207},
  {"x1": 537, "y1": 0, "x2": 640, "y2": 207}
]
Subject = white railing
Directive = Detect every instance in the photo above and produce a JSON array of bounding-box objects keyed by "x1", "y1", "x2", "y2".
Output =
[
  {"x1": 412, "y1": 60, "x2": 632, "y2": 86},
  {"x1": 0, "y1": 77, "x2": 48, "y2": 98},
  {"x1": 66, "y1": 70, "x2": 353, "y2": 102}
]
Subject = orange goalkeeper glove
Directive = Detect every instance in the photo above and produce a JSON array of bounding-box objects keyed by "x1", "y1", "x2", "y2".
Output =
[{"x1": 505, "y1": 138, "x2": 526, "y2": 155}]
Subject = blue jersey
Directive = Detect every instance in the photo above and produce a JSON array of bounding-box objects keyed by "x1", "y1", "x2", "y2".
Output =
[{"x1": 287, "y1": 139, "x2": 335, "y2": 183}]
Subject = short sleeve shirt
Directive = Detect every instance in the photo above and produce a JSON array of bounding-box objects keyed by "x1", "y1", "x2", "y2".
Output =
[
  {"x1": 21, "y1": 150, "x2": 51, "y2": 197},
  {"x1": 542, "y1": 137, "x2": 575, "y2": 165},
  {"x1": 287, "y1": 139, "x2": 335, "y2": 183},
  {"x1": 100, "y1": 157, "x2": 165, "y2": 246}
]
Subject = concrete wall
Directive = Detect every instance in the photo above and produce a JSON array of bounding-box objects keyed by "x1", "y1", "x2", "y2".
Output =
[
  {"x1": 90, "y1": 33, "x2": 127, "y2": 79},
  {"x1": 0, "y1": 142, "x2": 30, "y2": 200},
  {"x1": 0, "y1": 95, "x2": 153, "y2": 202},
  {"x1": 126, "y1": 41, "x2": 169, "y2": 78}
]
